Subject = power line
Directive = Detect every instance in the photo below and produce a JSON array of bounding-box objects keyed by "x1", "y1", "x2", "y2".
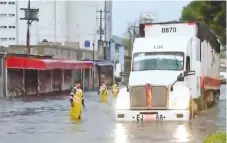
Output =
[{"x1": 20, "y1": 0, "x2": 39, "y2": 55}]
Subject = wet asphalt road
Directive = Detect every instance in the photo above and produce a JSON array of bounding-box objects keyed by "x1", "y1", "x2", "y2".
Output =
[{"x1": 0, "y1": 85, "x2": 226, "y2": 143}]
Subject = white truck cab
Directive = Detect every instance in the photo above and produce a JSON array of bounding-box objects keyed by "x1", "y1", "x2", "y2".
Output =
[{"x1": 116, "y1": 21, "x2": 220, "y2": 121}]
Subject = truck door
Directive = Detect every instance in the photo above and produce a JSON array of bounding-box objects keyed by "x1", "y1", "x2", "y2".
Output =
[
  {"x1": 185, "y1": 38, "x2": 201, "y2": 99},
  {"x1": 193, "y1": 38, "x2": 201, "y2": 98}
]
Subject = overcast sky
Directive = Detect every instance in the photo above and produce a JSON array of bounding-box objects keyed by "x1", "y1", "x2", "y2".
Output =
[{"x1": 112, "y1": 0, "x2": 191, "y2": 37}]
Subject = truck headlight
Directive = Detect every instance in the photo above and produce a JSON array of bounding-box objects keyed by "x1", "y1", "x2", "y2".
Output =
[
  {"x1": 115, "y1": 88, "x2": 130, "y2": 110},
  {"x1": 170, "y1": 97, "x2": 189, "y2": 109},
  {"x1": 169, "y1": 85, "x2": 190, "y2": 109}
]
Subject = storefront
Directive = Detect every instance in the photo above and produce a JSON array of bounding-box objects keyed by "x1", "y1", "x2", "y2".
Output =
[
  {"x1": 95, "y1": 61, "x2": 114, "y2": 87},
  {"x1": 4, "y1": 55, "x2": 94, "y2": 97}
]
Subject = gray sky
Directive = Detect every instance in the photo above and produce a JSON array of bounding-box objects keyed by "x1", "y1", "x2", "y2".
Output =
[{"x1": 112, "y1": 1, "x2": 192, "y2": 37}]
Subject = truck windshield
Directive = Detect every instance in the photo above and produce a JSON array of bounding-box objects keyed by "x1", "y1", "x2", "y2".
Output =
[{"x1": 132, "y1": 52, "x2": 184, "y2": 71}]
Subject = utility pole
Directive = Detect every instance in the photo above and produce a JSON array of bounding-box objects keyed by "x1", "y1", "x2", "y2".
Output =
[
  {"x1": 20, "y1": 0, "x2": 39, "y2": 55},
  {"x1": 97, "y1": 9, "x2": 110, "y2": 41},
  {"x1": 54, "y1": 1, "x2": 57, "y2": 41},
  {"x1": 97, "y1": 9, "x2": 103, "y2": 41},
  {"x1": 96, "y1": 9, "x2": 110, "y2": 60}
]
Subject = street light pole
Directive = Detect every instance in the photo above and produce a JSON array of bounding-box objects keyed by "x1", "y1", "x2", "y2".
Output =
[
  {"x1": 109, "y1": 38, "x2": 114, "y2": 62},
  {"x1": 20, "y1": 0, "x2": 39, "y2": 55},
  {"x1": 92, "y1": 43, "x2": 95, "y2": 61},
  {"x1": 92, "y1": 42, "x2": 95, "y2": 90}
]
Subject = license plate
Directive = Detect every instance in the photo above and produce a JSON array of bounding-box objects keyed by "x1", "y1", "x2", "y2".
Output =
[{"x1": 143, "y1": 114, "x2": 157, "y2": 121}]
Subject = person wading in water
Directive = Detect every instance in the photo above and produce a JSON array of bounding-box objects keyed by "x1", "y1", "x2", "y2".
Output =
[{"x1": 70, "y1": 80, "x2": 85, "y2": 108}]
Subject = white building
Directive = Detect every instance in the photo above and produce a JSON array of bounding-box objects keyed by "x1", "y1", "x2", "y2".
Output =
[{"x1": 0, "y1": 0, "x2": 112, "y2": 50}]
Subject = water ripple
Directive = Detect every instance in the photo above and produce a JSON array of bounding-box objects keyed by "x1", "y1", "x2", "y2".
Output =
[{"x1": 0, "y1": 87, "x2": 225, "y2": 143}]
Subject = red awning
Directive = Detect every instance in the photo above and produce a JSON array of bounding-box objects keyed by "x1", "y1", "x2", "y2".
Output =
[{"x1": 6, "y1": 56, "x2": 93, "y2": 70}]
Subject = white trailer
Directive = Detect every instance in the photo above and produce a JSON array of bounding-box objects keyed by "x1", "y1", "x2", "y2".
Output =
[{"x1": 116, "y1": 21, "x2": 220, "y2": 121}]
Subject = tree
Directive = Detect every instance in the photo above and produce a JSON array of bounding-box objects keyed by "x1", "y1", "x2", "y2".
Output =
[
  {"x1": 123, "y1": 20, "x2": 139, "y2": 57},
  {"x1": 42, "y1": 39, "x2": 48, "y2": 42},
  {"x1": 121, "y1": 38, "x2": 131, "y2": 56},
  {"x1": 180, "y1": 1, "x2": 226, "y2": 46}
]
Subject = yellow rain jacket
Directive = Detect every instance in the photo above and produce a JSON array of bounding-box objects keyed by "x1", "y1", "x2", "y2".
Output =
[
  {"x1": 112, "y1": 84, "x2": 119, "y2": 98},
  {"x1": 69, "y1": 89, "x2": 83, "y2": 120},
  {"x1": 100, "y1": 85, "x2": 108, "y2": 103}
]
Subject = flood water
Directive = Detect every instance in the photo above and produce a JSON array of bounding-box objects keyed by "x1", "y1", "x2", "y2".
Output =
[{"x1": 0, "y1": 85, "x2": 226, "y2": 143}]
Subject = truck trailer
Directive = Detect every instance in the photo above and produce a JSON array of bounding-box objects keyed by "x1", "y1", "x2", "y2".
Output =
[{"x1": 115, "y1": 21, "x2": 220, "y2": 121}]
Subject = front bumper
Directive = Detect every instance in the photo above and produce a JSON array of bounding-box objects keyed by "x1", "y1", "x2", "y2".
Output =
[{"x1": 116, "y1": 109, "x2": 190, "y2": 121}]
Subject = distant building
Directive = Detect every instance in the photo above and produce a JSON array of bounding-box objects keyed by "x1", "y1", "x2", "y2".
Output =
[
  {"x1": 112, "y1": 35, "x2": 128, "y2": 56},
  {"x1": 0, "y1": 1, "x2": 112, "y2": 50}
]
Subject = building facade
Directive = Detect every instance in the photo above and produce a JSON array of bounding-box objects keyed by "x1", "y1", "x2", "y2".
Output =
[{"x1": 0, "y1": 0, "x2": 112, "y2": 51}]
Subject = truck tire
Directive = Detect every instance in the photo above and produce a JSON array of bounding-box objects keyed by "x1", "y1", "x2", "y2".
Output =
[
  {"x1": 205, "y1": 90, "x2": 215, "y2": 108},
  {"x1": 204, "y1": 94, "x2": 208, "y2": 111},
  {"x1": 198, "y1": 89, "x2": 207, "y2": 111},
  {"x1": 208, "y1": 91, "x2": 217, "y2": 108}
]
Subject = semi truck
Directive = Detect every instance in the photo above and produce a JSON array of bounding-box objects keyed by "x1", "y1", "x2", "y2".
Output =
[{"x1": 115, "y1": 21, "x2": 220, "y2": 121}]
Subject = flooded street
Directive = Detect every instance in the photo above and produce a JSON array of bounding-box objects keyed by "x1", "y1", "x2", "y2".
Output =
[{"x1": 0, "y1": 85, "x2": 226, "y2": 143}]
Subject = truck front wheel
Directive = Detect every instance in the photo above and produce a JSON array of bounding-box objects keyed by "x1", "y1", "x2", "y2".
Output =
[{"x1": 189, "y1": 98, "x2": 199, "y2": 119}]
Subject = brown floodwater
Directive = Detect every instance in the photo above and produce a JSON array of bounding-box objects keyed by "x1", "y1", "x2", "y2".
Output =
[{"x1": 0, "y1": 85, "x2": 225, "y2": 143}]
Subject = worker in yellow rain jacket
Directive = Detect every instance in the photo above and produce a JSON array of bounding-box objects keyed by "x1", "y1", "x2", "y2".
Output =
[
  {"x1": 69, "y1": 81, "x2": 83, "y2": 120},
  {"x1": 70, "y1": 81, "x2": 85, "y2": 108},
  {"x1": 99, "y1": 82, "x2": 108, "y2": 103},
  {"x1": 112, "y1": 83, "x2": 119, "y2": 98}
]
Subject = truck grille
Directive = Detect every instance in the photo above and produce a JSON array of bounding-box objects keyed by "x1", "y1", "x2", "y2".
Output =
[
  {"x1": 130, "y1": 86, "x2": 147, "y2": 108},
  {"x1": 151, "y1": 86, "x2": 168, "y2": 107},
  {"x1": 130, "y1": 85, "x2": 168, "y2": 109}
]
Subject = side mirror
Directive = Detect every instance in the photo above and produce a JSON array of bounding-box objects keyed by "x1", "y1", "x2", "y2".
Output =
[
  {"x1": 184, "y1": 70, "x2": 195, "y2": 76},
  {"x1": 126, "y1": 86, "x2": 129, "y2": 92},
  {"x1": 122, "y1": 82, "x2": 129, "y2": 92},
  {"x1": 115, "y1": 76, "x2": 121, "y2": 83},
  {"x1": 119, "y1": 72, "x2": 130, "y2": 92},
  {"x1": 177, "y1": 74, "x2": 184, "y2": 81},
  {"x1": 118, "y1": 77, "x2": 129, "y2": 92},
  {"x1": 170, "y1": 74, "x2": 184, "y2": 91}
]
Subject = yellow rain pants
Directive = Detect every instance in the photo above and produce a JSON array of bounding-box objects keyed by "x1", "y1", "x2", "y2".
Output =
[
  {"x1": 70, "y1": 89, "x2": 83, "y2": 120},
  {"x1": 100, "y1": 88, "x2": 108, "y2": 103}
]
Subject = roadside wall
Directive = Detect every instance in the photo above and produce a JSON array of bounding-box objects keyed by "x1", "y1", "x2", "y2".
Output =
[{"x1": 7, "y1": 42, "x2": 98, "y2": 60}]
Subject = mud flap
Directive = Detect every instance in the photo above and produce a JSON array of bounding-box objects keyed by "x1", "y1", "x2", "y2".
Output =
[{"x1": 214, "y1": 89, "x2": 220, "y2": 100}]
